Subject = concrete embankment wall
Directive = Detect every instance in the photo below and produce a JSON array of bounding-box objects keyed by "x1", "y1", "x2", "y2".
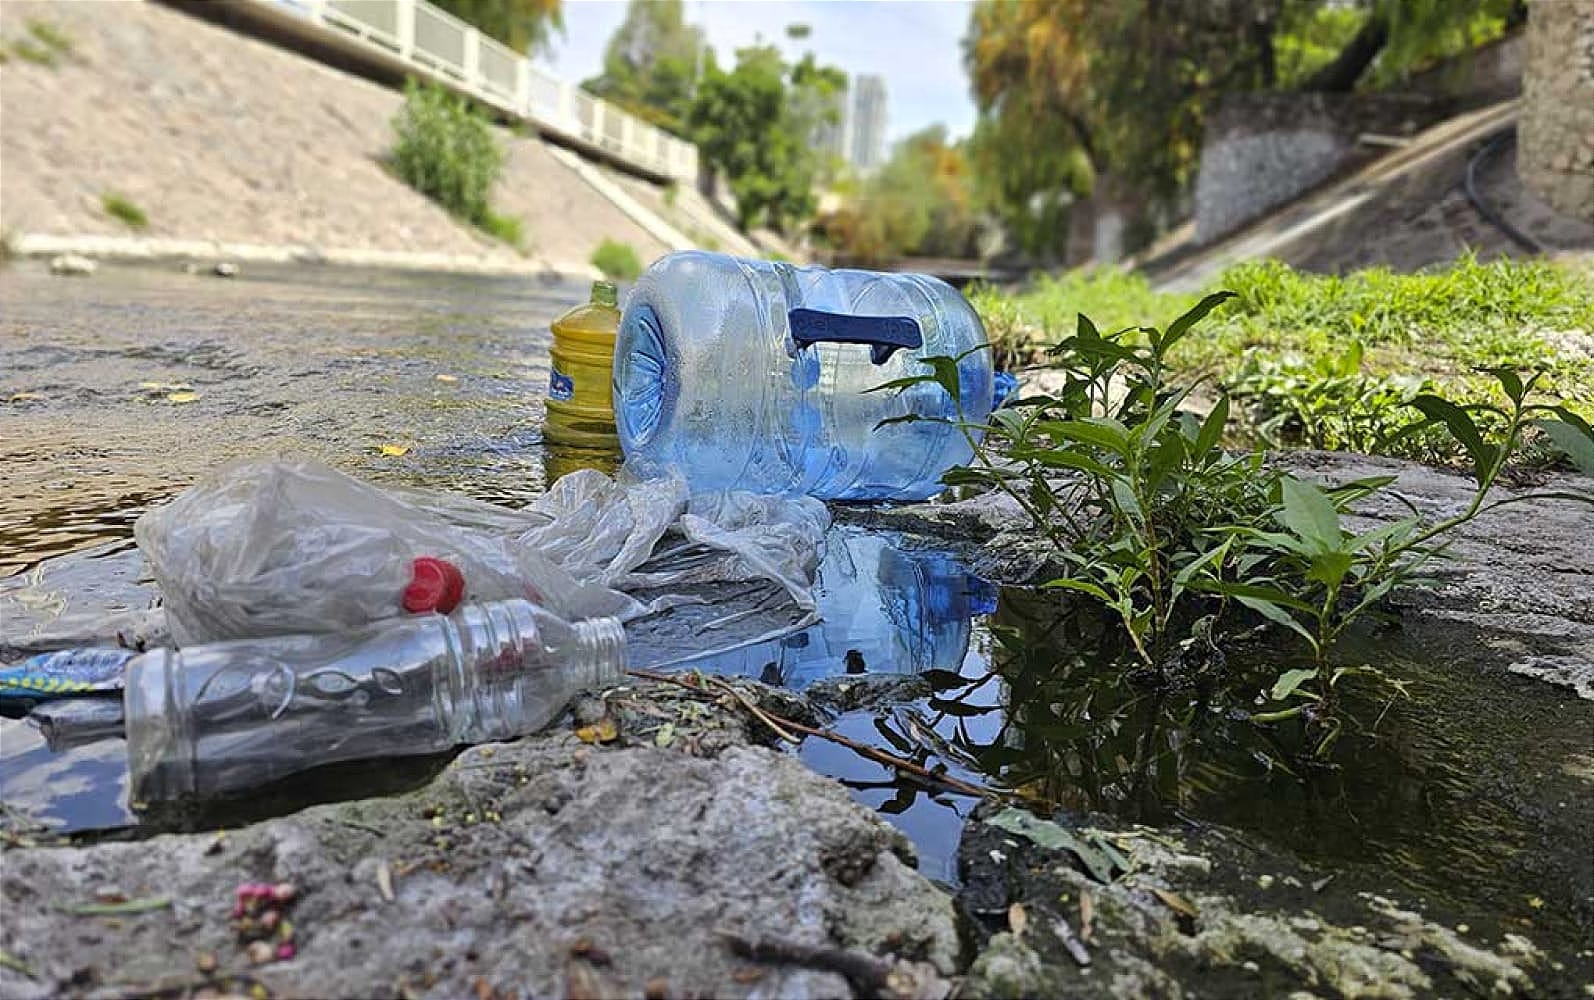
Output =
[{"x1": 0, "y1": 0, "x2": 676, "y2": 275}]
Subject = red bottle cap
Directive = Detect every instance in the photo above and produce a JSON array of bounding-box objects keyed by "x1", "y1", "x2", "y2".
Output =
[{"x1": 403, "y1": 557, "x2": 465, "y2": 614}]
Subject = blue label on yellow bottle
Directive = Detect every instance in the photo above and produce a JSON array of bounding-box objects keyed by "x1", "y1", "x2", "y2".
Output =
[{"x1": 549, "y1": 367, "x2": 574, "y2": 401}]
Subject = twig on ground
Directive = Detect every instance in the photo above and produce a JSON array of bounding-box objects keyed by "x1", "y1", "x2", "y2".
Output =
[
  {"x1": 625, "y1": 669, "x2": 993, "y2": 800},
  {"x1": 720, "y1": 931, "x2": 893, "y2": 995}
]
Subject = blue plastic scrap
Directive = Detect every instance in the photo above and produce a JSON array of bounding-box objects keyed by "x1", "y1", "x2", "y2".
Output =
[{"x1": 0, "y1": 648, "x2": 136, "y2": 706}]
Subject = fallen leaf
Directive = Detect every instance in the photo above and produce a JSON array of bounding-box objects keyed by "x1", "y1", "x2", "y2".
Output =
[
  {"x1": 731, "y1": 967, "x2": 766, "y2": 984},
  {"x1": 0, "y1": 948, "x2": 34, "y2": 978},
  {"x1": 575, "y1": 717, "x2": 618, "y2": 744},
  {"x1": 435, "y1": 374, "x2": 459, "y2": 383},
  {"x1": 1152, "y1": 887, "x2": 1199, "y2": 919},
  {"x1": 376, "y1": 859, "x2": 395, "y2": 903},
  {"x1": 1008, "y1": 902, "x2": 1028, "y2": 937},
  {"x1": 166, "y1": 391, "x2": 199, "y2": 404},
  {"x1": 654, "y1": 722, "x2": 675, "y2": 748},
  {"x1": 1079, "y1": 889, "x2": 1095, "y2": 942},
  {"x1": 986, "y1": 808, "x2": 1123, "y2": 884},
  {"x1": 62, "y1": 896, "x2": 171, "y2": 916},
  {"x1": 6, "y1": 392, "x2": 44, "y2": 403},
  {"x1": 1527, "y1": 896, "x2": 1544, "y2": 910},
  {"x1": 379, "y1": 444, "x2": 410, "y2": 457}
]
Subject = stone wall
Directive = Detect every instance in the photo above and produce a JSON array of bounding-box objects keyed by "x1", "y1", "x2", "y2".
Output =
[
  {"x1": 1518, "y1": 0, "x2": 1594, "y2": 220},
  {"x1": 1405, "y1": 30, "x2": 1524, "y2": 106},
  {"x1": 1194, "y1": 92, "x2": 1445, "y2": 245}
]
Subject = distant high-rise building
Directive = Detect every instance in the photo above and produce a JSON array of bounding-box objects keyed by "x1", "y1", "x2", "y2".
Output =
[{"x1": 847, "y1": 75, "x2": 887, "y2": 173}]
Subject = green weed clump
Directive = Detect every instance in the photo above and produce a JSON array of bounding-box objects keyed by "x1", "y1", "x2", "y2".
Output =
[
  {"x1": 389, "y1": 81, "x2": 517, "y2": 243},
  {"x1": 590, "y1": 239, "x2": 642, "y2": 281},
  {"x1": 9, "y1": 19, "x2": 74, "y2": 66},
  {"x1": 480, "y1": 210, "x2": 526, "y2": 250},
  {"x1": 892, "y1": 295, "x2": 1594, "y2": 758},
  {"x1": 100, "y1": 191, "x2": 148, "y2": 231}
]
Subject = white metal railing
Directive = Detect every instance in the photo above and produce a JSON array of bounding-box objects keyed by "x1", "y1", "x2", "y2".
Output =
[{"x1": 264, "y1": 0, "x2": 699, "y2": 182}]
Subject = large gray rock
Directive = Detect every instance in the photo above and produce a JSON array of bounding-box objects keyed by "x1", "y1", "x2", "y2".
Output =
[
  {"x1": 956, "y1": 809, "x2": 1557, "y2": 999},
  {"x1": 0, "y1": 723, "x2": 959, "y2": 999}
]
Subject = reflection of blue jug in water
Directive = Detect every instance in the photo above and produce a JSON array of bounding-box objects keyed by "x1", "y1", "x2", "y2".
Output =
[
  {"x1": 682, "y1": 528, "x2": 991, "y2": 688},
  {"x1": 613, "y1": 252, "x2": 995, "y2": 500}
]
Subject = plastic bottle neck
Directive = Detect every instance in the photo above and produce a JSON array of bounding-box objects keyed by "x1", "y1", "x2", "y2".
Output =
[{"x1": 568, "y1": 616, "x2": 627, "y2": 688}]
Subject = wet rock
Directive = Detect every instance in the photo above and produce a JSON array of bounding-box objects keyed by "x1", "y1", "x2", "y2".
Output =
[
  {"x1": 212, "y1": 261, "x2": 238, "y2": 278},
  {"x1": 48, "y1": 254, "x2": 96, "y2": 276},
  {"x1": 957, "y1": 808, "x2": 1552, "y2": 999},
  {"x1": 805, "y1": 674, "x2": 932, "y2": 715},
  {"x1": 1507, "y1": 654, "x2": 1594, "y2": 700},
  {"x1": 963, "y1": 932, "x2": 1047, "y2": 999},
  {"x1": 0, "y1": 731, "x2": 959, "y2": 999}
]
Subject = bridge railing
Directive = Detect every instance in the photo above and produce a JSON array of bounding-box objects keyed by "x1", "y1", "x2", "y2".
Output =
[{"x1": 266, "y1": 0, "x2": 699, "y2": 183}]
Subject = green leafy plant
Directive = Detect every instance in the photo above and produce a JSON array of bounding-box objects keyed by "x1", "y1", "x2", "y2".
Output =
[
  {"x1": 590, "y1": 238, "x2": 642, "y2": 281},
  {"x1": 388, "y1": 81, "x2": 506, "y2": 234},
  {"x1": 879, "y1": 297, "x2": 1594, "y2": 757},
  {"x1": 100, "y1": 191, "x2": 148, "y2": 231},
  {"x1": 1225, "y1": 342, "x2": 1461, "y2": 461}
]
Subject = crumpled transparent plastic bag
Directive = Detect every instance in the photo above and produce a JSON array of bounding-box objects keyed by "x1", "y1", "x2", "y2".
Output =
[{"x1": 135, "y1": 459, "x2": 829, "y2": 645}]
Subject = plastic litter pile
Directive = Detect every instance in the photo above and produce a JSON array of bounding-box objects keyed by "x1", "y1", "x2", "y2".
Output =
[
  {"x1": 137, "y1": 459, "x2": 828, "y2": 644},
  {"x1": 3, "y1": 459, "x2": 831, "y2": 803}
]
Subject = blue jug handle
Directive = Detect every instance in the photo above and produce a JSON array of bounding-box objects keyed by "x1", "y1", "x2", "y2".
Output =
[{"x1": 788, "y1": 308, "x2": 923, "y2": 365}]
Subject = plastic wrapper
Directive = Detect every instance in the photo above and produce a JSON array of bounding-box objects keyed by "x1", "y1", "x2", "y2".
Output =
[{"x1": 134, "y1": 460, "x2": 828, "y2": 645}]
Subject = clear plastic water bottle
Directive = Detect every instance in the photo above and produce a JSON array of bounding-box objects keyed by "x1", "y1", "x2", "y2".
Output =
[
  {"x1": 123, "y1": 600, "x2": 626, "y2": 802},
  {"x1": 613, "y1": 252, "x2": 994, "y2": 500}
]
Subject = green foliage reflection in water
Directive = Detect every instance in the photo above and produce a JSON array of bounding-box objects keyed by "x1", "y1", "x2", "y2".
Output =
[{"x1": 886, "y1": 295, "x2": 1594, "y2": 755}]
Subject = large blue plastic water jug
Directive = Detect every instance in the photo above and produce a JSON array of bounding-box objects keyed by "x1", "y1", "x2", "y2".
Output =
[{"x1": 612, "y1": 252, "x2": 994, "y2": 500}]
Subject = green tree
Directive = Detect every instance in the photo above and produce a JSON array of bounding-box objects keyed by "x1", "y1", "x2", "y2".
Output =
[
  {"x1": 689, "y1": 46, "x2": 843, "y2": 232},
  {"x1": 582, "y1": 0, "x2": 704, "y2": 138},
  {"x1": 821, "y1": 126, "x2": 984, "y2": 265},
  {"x1": 964, "y1": 0, "x2": 1521, "y2": 257},
  {"x1": 788, "y1": 53, "x2": 848, "y2": 183},
  {"x1": 432, "y1": 0, "x2": 563, "y2": 55}
]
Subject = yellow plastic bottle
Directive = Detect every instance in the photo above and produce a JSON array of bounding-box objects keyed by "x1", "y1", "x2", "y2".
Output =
[{"x1": 544, "y1": 280, "x2": 621, "y2": 449}]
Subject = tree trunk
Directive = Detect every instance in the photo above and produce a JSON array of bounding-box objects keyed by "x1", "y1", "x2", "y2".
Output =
[
  {"x1": 1301, "y1": 10, "x2": 1389, "y2": 92},
  {"x1": 1252, "y1": 12, "x2": 1277, "y2": 89}
]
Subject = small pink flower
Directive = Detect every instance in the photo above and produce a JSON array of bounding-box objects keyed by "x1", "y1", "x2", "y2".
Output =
[{"x1": 276, "y1": 942, "x2": 296, "y2": 961}]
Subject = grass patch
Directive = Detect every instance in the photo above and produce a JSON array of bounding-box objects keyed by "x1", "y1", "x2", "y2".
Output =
[
  {"x1": 974, "y1": 255, "x2": 1594, "y2": 463},
  {"x1": 101, "y1": 191, "x2": 149, "y2": 231},
  {"x1": 8, "y1": 38, "x2": 55, "y2": 66},
  {"x1": 8, "y1": 19, "x2": 73, "y2": 66},
  {"x1": 480, "y1": 209, "x2": 526, "y2": 250},
  {"x1": 590, "y1": 238, "x2": 642, "y2": 281},
  {"x1": 27, "y1": 19, "x2": 73, "y2": 55}
]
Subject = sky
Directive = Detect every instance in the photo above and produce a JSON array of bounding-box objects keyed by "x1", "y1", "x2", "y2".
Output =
[{"x1": 539, "y1": 0, "x2": 979, "y2": 146}]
